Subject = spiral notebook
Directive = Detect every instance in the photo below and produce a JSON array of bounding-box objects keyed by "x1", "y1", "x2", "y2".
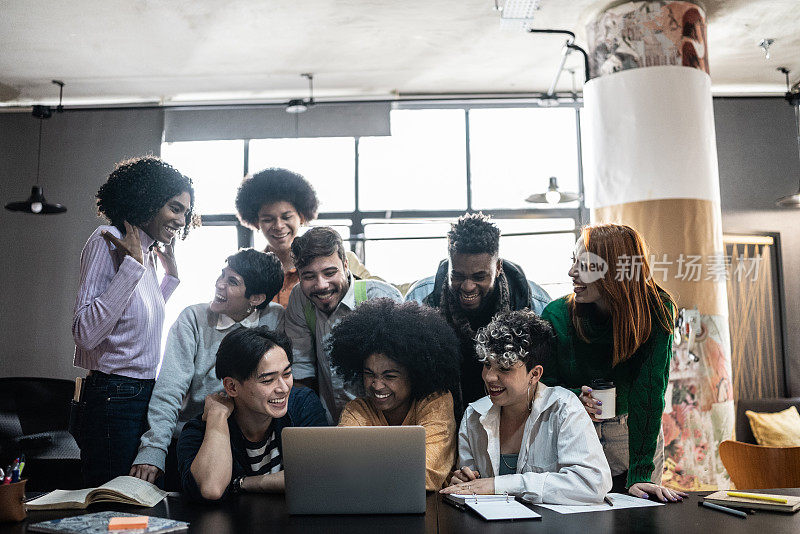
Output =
[{"x1": 444, "y1": 494, "x2": 541, "y2": 521}]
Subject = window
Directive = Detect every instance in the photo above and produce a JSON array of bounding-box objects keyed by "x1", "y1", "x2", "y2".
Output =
[
  {"x1": 161, "y1": 103, "x2": 583, "y2": 326},
  {"x1": 161, "y1": 140, "x2": 244, "y2": 214},
  {"x1": 161, "y1": 225, "x2": 240, "y2": 354},
  {"x1": 249, "y1": 138, "x2": 355, "y2": 212},
  {"x1": 363, "y1": 220, "x2": 452, "y2": 286},
  {"x1": 358, "y1": 110, "x2": 467, "y2": 210},
  {"x1": 469, "y1": 108, "x2": 579, "y2": 210}
]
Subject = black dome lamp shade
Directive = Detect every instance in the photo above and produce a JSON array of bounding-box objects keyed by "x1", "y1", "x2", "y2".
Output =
[
  {"x1": 5, "y1": 81, "x2": 67, "y2": 215},
  {"x1": 285, "y1": 73, "x2": 315, "y2": 114},
  {"x1": 776, "y1": 67, "x2": 800, "y2": 208}
]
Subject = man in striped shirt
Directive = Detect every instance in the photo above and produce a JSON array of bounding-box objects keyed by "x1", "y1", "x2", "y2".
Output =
[{"x1": 176, "y1": 326, "x2": 327, "y2": 501}]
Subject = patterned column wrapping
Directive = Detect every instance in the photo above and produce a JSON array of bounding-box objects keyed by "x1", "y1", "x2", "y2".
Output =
[{"x1": 584, "y1": 1, "x2": 734, "y2": 490}]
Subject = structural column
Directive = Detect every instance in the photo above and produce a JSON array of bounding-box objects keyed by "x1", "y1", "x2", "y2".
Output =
[{"x1": 583, "y1": 1, "x2": 733, "y2": 489}]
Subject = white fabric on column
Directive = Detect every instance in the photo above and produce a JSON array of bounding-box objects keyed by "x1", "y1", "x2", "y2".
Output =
[{"x1": 583, "y1": 65, "x2": 720, "y2": 209}]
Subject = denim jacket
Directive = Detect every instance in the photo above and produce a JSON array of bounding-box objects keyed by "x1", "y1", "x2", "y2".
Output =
[{"x1": 404, "y1": 258, "x2": 551, "y2": 315}]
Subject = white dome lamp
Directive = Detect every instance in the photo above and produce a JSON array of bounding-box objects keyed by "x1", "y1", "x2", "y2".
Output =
[
  {"x1": 525, "y1": 176, "x2": 580, "y2": 205},
  {"x1": 5, "y1": 81, "x2": 67, "y2": 215}
]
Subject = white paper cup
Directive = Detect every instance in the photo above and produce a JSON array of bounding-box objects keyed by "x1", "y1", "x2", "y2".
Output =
[{"x1": 591, "y1": 380, "x2": 616, "y2": 420}]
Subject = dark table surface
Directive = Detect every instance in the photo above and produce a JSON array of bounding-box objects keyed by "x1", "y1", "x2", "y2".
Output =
[{"x1": 5, "y1": 489, "x2": 800, "y2": 534}]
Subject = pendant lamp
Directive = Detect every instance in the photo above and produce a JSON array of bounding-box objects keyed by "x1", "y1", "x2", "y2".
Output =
[
  {"x1": 5, "y1": 81, "x2": 67, "y2": 215},
  {"x1": 525, "y1": 176, "x2": 581, "y2": 205},
  {"x1": 776, "y1": 68, "x2": 800, "y2": 208}
]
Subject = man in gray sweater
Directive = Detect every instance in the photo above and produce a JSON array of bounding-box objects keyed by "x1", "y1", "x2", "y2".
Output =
[{"x1": 130, "y1": 249, "x2": 284, "y2": 488}]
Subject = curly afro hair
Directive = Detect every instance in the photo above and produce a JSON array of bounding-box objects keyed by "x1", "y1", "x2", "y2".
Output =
[
  {"x1": 328, "y1": 298, "x2": 462, "y2": 402},
  {"x1": 235, "y1": 168, "x2": 319, "y2": 229},
  {"x1": 447, "y1": 212, "x2": 500, "y2": 257},
  {"x1": 474, "y1": 309, "x2": 553, "y2": 371},
  {"x1": 96, "y1": 156, "x2": 195, "y2": 239}
]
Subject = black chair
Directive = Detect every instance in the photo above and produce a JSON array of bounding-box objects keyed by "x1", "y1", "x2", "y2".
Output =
[{"x1": 0, "y1": 377, "x2": 82, "y2": 490}]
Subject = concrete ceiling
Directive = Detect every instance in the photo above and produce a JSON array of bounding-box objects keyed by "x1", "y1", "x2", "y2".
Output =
[{"x1": 1, "y1": 0, "x2": 799, "y2": 107}]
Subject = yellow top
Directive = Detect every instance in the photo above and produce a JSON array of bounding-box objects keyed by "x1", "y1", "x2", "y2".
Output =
[{"x1": 338, "y1": 391, "x2": 457, "y2": 491}]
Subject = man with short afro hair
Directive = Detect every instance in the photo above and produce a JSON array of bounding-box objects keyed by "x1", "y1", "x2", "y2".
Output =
[{"x1": 405, "y1": 212, "x2": 550, "y2": 407}]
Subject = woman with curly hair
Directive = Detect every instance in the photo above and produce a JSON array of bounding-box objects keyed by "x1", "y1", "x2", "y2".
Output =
[
  {"x1": 235, "y1": 168, "x2": 374, "y2": 307},
  {"x1": 328, "y1": 298, "x2": 461, "y2": 490},
  {"x1": 541, "y1": 223, "x2": 687, "y2": 503},
  {"x1": 442, "y1": 309, "x2": 612, "y2": 504},
  {"x1": 73, "y1": 155, "x2": 195, "y2": 486}
]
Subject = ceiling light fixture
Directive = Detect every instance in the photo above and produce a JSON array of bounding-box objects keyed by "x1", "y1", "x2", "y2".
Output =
[
  {"x1": 493, "y1": 0, "x2": 541, "y2": 20},
  {"x1": 5, "y1": 80, "x2": 67, "y2": 215},
  {"x1": 758, "y1": 38, "x2": 775, "y2": 60},
  {"x1": 775, "y1": 67, "x2": 800, "y2": 208},
  {"x1": 285, "y1": 73, "x2": 315, "y2": 114},
  {"x1": 525, "y1": 177, "x2": 580, "y2": 205}
]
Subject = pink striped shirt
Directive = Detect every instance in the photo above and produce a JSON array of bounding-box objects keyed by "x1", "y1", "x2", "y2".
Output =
[{"x1": 73, "y1": 226, "x2": 179, "y2": 379}]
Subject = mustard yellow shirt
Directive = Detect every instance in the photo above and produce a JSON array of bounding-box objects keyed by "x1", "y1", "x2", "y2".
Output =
[{"x1": 338, "y1": 391, "x2": 457, "y2": 491}]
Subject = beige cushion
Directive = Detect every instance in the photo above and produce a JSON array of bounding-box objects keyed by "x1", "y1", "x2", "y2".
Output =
[{"x1": 745, "y1": 406, "x2": 800, "y2": 447}]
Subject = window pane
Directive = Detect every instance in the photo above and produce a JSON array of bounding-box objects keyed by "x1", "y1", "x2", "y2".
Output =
[
  {"x1": 161, "y1": 140, "x2": 245, "y2": 214},
  {"x1": 162, "y1": 226, "x2": 240, "y2": 356},
  {"x1": 359, "y1": 110, "x2": 467, "y2": 211},
  {"x1": 362, "y1": 218, "x2": 575, "y2": 292},
  {"x1": 363, "y1": 220, "x2": 452, "y2": 285},
  {"x1": 248, "y1": 138, "x2": 355, "y2": 212},
  {"x1": 495, "y1": 218, "x2": 576, "y2": 300},
  {"x1": 469, "y1": 108, "x2": 579, "y2": 210}
]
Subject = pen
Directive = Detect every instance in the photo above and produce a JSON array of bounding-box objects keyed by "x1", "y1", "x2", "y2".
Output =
[
  {"x1": 604, "y1": 495, "x2": 614, "y2": 507},
  {"x1": 699, "y1": 501, "x2": 748, "y2": 519},
  {"x1": 726, "y1": 491, "x2": 788, "y2": 504}
]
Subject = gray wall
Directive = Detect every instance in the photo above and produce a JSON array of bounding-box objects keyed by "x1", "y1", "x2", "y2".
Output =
[
  {"x1": 0, "y1": 109, "x2": 163, "y2": 378},
  {"x1": 714, "y1": 97, "x2": 800, "y2": 396},
  {"x1": 1, "y1": 98, "x2": 798, "y2": 396}
]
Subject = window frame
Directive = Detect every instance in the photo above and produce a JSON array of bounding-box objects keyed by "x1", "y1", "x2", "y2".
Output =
[{"x1": 171, "y1": 101, "x2": 588, "y2": 261}]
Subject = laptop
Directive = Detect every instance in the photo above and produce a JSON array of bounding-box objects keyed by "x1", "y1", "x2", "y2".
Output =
[{"x1": 282, "y1": 426, "x2": 427, "y2": 514}]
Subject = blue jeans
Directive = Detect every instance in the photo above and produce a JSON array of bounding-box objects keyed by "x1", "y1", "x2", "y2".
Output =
[{"x1": 78, "y1": 372, "x2": 154, "y2": 487}]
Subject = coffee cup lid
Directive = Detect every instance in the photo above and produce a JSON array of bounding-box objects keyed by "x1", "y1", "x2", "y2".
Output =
[{"x1": 591, "y1": 379, "x2": 615, "y2": 389}]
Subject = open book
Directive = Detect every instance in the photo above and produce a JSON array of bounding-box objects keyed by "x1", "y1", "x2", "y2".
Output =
[{"x1": 25, "y1": 476, "x2": 167, "y2": 510}]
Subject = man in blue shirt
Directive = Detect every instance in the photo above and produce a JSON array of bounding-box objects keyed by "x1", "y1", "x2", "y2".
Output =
[{"x1": 406, "y1": 213, "x2": 551, "y2": 406}]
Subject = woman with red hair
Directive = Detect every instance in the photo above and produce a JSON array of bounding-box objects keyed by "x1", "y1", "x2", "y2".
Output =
[{"x1": 541, "y1": 223, "x2": 687, "y2": 502}]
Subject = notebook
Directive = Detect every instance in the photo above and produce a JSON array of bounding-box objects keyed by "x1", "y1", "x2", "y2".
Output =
[
  {"x1": 27, "y1": 511, "x2": 187, "y2": 534},
  {"x1": 282, "y1": 426, "x2": 426, "y2": 514},
  {"x1": 704, "y1": 491, "x2": 800, "y2": 513},
  {"x1": 444, "y1": 493, "x2": 541, "y2": 521}
]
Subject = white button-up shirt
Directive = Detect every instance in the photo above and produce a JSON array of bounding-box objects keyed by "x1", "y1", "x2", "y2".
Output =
[{"x1": 458, "y1": 383, "x2": 612, "y2": 504}]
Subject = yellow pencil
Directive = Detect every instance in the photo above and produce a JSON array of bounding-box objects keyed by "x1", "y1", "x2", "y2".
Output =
[{"x1": 726, "y1": 491, "x2": 788, "y2": 504}]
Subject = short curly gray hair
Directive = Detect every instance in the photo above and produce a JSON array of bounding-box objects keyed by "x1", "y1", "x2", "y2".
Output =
[{"x1": 474, "y1": 309, "x2": 554, "y2": 371}]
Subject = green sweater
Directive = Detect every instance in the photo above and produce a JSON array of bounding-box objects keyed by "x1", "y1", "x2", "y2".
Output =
[{"x1": 541, "y1": 296, "x2": 672, "y2": 487}]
